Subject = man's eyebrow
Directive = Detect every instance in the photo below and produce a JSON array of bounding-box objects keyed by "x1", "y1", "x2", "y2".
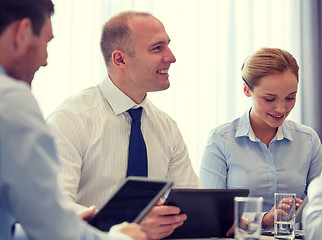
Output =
[{"x1": 151, "y1": 39, "x2": 171, "y2": 47}]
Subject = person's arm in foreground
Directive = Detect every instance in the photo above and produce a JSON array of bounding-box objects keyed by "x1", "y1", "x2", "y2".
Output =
[
  {"x1": 303, "y1": 175, "x2": 322, "y2": 240},
  {"x1": 0, "y1": 81, "x2": 145, "y2": 240}
]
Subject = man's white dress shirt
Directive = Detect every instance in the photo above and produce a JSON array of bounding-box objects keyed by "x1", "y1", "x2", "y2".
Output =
[{"x1": 47, "y1": 77, "x2": 200, "y2": 209}]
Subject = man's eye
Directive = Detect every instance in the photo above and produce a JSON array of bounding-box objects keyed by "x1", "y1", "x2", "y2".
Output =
[
  {"x1": 265, "y1": 98, "x2": 275, "y2": 102},
  {"x1": 152, "y1": 46, "x2": 162, "y2": 51}
]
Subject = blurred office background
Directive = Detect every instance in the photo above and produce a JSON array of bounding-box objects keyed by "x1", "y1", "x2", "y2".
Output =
[{"x1": 32, "y1": 0, "x2": 322, "y2": 173}]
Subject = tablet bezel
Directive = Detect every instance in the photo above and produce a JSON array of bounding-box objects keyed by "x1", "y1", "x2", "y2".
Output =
[{"x1": 89, "y1": 176, "x2": 173, "y2": 231}]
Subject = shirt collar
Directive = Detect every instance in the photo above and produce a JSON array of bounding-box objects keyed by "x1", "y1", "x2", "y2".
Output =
[
  {"x1": 236, "y1": 110, "x2": 252, "y2": 138},
  {"x1": 99, "y1": 76, "x2": 148, "y2": 115},
  {"x1": 279, "y1": 121, "x2": 293, "y2": 141},
  {"x1": 0, "y1": 65, "x2": 6, "y2": 75},
  {"x1": 235, "y1": 109, "x2": 293, "y2": 142}
]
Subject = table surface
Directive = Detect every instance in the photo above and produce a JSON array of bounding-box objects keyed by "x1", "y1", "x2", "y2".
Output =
[
  {"x1": 167, "y1": 237, "x2": 274, "y2": 240},
  {"x1": 14, "y1": 224, "x2": 302, "y2": 240}
]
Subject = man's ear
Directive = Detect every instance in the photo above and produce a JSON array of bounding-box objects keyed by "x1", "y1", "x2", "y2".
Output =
[
  {"x1": 14, "y1": 18, "x2": 33, "y2": 53},
  {"x1": 112, "y1": 50, "x2": 126, "y2": 68},
  {"x1": 243, "y1": 83, "x2": 251, "y2": 97}
]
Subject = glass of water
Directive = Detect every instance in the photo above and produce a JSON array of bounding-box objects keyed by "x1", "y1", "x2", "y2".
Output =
[
  {"x1": 274, "y1": 193, "x2": 296, "y2": 240},
  {"x1": 234, "y1": 197, "x2": 263, "y2": 240}
]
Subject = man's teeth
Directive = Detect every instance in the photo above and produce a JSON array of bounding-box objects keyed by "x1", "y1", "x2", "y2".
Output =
[
  {"x1": 273, "y1": 115, "x2": 283, "y2": 118},
  {"x1": 157, "y1": 69, "x2": 168, "y2": 74}
]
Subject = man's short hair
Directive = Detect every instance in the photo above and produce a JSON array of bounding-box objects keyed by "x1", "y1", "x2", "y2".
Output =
[
  {"x1": 100, "y1": 11, "x2": 152, "y2": 67},
  {"x1": 0, "y1": 0, "x2": 54, "y2": 36}
]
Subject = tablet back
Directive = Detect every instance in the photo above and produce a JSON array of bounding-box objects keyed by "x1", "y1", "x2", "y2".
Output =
[
  {"x1": 164, "y1": 188, "x2": 249, "y2": 238},
  {"x1": 89, "y1": 176, "x2": 172, "y2": 231}
]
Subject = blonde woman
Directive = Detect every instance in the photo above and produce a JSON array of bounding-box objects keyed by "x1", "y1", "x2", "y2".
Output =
[{"x1": 200, "y1": 47, "x2": 322, "y2": 227}]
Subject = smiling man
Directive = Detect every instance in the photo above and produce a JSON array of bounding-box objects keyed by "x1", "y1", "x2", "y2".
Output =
[{"x1": 46, "y1": 11, "x2": 200, "y2": 240}]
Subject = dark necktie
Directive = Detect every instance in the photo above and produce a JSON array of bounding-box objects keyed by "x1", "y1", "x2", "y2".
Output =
[{"x1": 126, "y1": 107, "x2": 148, "y2": 177}]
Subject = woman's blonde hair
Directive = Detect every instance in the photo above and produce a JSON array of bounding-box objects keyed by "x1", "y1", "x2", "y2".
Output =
[{"x1": 241, "y1": 47, "x2": 299, "y2": 90}]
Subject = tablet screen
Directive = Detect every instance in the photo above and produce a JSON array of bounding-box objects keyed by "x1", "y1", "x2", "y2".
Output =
[
  {"x1": 89, "y1": 177, "x2": 172, "y2": 231},
  {"x1": 164, "y1": 188, "x2": 249, "y2": 238}
]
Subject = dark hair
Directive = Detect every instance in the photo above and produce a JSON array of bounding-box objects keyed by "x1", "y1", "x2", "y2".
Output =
[
  {"x1": 241, "y1": 47, "x2": 299, "y2": 91},
  {"x1": 100, "y1": 11, "x2": 151, "y2": 67},
  {"x1": 0, "y1": 0, "x2": 54, "y2": 36}
]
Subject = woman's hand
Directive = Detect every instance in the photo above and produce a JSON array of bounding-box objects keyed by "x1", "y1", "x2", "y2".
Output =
[{"x1": 262, "y1": 197, "x2": 303, "y2": 227}]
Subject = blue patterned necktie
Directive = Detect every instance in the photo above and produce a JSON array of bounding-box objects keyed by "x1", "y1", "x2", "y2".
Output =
[{"x1": 126, "y1": 107, "x2": 148, "y2": 177}]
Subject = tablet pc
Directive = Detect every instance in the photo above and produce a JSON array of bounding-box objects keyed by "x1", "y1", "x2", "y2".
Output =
[
  {"x1": 164, "y1": 188, "x2": 249, "y2": 238},
  {"x1": 89, "y1": 176, "x2": 173, "y2": 231}
]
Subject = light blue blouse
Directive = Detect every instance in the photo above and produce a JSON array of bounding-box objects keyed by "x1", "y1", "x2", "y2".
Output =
[
  {"x1": 200, "y1": 110, "x2": 322, "y2": 212},
  {"x1": 0, "y1": 67, "x2": 129, "y2": 240}
]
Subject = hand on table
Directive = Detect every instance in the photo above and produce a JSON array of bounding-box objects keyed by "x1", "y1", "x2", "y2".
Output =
[
  {"x1": 140, "y1": 200, "x2": 187, "y2": 240},
  {"x1": 262, "y1": 198, "x2": 303, "y2": 227}
]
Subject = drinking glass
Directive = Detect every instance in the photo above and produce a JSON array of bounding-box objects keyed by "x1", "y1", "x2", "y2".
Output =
[
  {"x1": 274, "y1": 193, "x2": 296, "y2": 240},
  {"x1": 234, "y1": 197, "x2": 263, "y2": 240}
]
